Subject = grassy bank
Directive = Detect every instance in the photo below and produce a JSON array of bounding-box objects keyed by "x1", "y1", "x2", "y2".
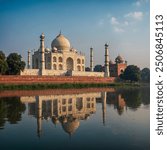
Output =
[{"x1": 0, "y1": 82, "x2": 146, "y2": 90}]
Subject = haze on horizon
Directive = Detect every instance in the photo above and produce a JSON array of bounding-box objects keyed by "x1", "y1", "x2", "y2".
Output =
[{"x1": 0, "y1": 0, "x2": 150, "y2": 69}]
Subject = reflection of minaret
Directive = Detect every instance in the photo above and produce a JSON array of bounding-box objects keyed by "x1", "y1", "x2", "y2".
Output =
[
  {"x1": 27, "y1": 49, "x2": 31, "y2": 69},
  {"x1": 51, "y1": 100, "x2": 53, "y2": 116},
  {"x1": 36, "y1": 96, "x2": 42, "y2": 138},
  {"x1": 90, "y1": 47, "x2": 93, "y2": 72},
  {"x1": 101, "y1": 92, "x2": 107, "y2": 125}
]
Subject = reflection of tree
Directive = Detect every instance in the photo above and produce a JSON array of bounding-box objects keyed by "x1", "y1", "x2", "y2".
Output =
[
  {"x1": 0, "y1": 100, "x2": 7, "y2": 129},
  {"x1": 140, "y1": 87, "x2": 150, "y2": 105},
  {"x1": 105, "y1": 87, "x2": 150, "y2": 115},
  {"x1": 106, "y1": 93, "x2": 126, "y2": 115},
  {"x1": 0, "y1": 97, "x2": 26, "y2": 129},
  {"x1": 119, "y1": 88, "x2": 142, "y2": 110}
]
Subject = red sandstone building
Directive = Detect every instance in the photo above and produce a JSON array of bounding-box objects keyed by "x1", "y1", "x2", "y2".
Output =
[{"x1": 109, "y1": 55, "x2": 127, "y2": 77}]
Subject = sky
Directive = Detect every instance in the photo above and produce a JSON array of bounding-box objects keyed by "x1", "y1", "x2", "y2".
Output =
[{"x1": 0, "y1": 0, "x2": 150, "y2": 69}]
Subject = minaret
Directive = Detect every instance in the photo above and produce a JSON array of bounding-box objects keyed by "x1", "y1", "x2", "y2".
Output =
[
  {"x1": 36, "y1": 96, "x2": 42, "y2": 138},
  {"x1": 40, "y1": 33, "x2": 45, "y2": 70},
  {"x1": 27, "y1": 49, "x2": 31, "y2": 69},
  {"x1": 104, "y1": 43, "x2": 109, "y2": 77},
  {"x1": 90, "y1": 47, "x2": 93, "y2": 72},
  {"x1": 101, "y1": 92, "x2": 107, "y2": 126}
]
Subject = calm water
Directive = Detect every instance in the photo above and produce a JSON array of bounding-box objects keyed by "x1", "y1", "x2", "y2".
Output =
[{"x1": 0, "y1": 87, "x2": 150, "y2": 150}]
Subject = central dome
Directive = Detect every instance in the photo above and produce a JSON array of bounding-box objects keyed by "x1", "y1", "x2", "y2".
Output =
[{"x1": 51, "y1": 33, "x2": 70, "y2": 51}]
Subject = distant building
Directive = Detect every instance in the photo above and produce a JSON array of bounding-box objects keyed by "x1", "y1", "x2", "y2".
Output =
[{"x1": 109, "y1": 55, "x2": 127, "y2": 77}]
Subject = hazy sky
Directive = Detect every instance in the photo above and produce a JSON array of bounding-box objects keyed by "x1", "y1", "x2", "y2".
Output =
[{"x1": 0, "y1": 0, "x2": 149, "y2": 69}]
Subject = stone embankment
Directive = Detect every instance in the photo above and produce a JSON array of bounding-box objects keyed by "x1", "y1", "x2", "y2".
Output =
[{"x1": 0, "y1": 75, "x2": 115, "y2": 84}]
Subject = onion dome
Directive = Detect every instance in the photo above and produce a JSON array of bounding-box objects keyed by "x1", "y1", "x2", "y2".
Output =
[
  {"x1": 115, "y1": 55, "x2": 124, "y2": 64},
  {"x1": 109, "y1": 60, "x2": 114, "y2": 64},
  {"x1": 40, "y1": 33, "x2": 45, "y2": 39},
  {"x1": 45, "y1": 47, "x2": 50, "y2": 53},
  {"x1": 51, "y1": 33, "x2": 70, "y2": 52}
]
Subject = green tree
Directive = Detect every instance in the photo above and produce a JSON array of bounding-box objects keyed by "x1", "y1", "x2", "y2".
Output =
[
  {"x1": 0, "y1": 51, "x2": 8, "y2": 75},
  {"x1": 141, "y1": 68, "x2": 150, "y2": 82},
  {"x1": 120, "y1": 65, "x2": 141, "y2": 82},
  {"x1": 6, "y1": 53, "x2": 26, "y2": 75},
  {"x1": 94, "y1": 65, "x2": 103, "y2": 72}
]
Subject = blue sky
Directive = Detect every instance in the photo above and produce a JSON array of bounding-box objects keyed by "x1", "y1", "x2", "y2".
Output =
[{"x1": 0, "y1": 0, "x2": 149, "y2": 69}]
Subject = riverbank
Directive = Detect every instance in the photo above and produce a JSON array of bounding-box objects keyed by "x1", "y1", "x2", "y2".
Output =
[
  {"x1": 0, "y1": 82, "x2": 146, "y2": 91},
  {"x1": 0, "y1": 75, "x2": 149, "y2": 90},
  {"x1": 0, "y1": 87, "x2": 116, "y2": 97}
]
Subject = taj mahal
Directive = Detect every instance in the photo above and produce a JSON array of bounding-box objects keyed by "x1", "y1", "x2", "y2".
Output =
[{"x1": 21, "y1": 32, "x2": 127, "y2": 77}]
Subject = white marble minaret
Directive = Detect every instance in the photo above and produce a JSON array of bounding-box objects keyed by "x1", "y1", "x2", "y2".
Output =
[
  {"x1": 104, "y1": 43, "x2": 109, "y2": 77},
  {"x1": 40, "y1": 33, "x2": 45, "y2": 71},
  {"x1": 27, "y1": 49, "x2": 31, "y2": 69},
  {"x1": 90, "y1": 47, "x2": 93, "y2": 72}
]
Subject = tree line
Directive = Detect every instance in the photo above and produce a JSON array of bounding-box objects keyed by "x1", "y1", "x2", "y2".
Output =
[
  {"x1": 0, "y1": 51, "x2": 25, "y2": 75},
  {"x1": 86, "y1": 64, "x2": 150, "y2": 83},
  {"x1": 119, "y1": 65, "x2": 150, "y2": 83}
]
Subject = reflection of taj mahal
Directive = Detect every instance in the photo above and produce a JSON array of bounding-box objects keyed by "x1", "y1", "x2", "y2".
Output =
[
  {"x1": 21, "y1": 92, "x2": 106, "y2": 136},
  {"x1": 21, "y1": 91, "x2": 126, "y2": 137}
]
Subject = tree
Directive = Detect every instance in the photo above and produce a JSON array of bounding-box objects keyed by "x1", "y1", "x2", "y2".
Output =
[
  {"x1": 0, "y1": 50, "x2": 5, "y2": 60},
  {"x1": 0, "y1": 51, "x2": 8, "y2": 75},
  {"x1": 94, "y1": 65, "x2": 103, "y2": 72},
  {"x1": 120, "y1": 65, "x2": 141, "y2": 82},
  {"x1": 141, "y1": 68, "x2": 150, "y2": 83},
  {"x1": 6, "y1": 53, "x2": 26, "y2": 75}
]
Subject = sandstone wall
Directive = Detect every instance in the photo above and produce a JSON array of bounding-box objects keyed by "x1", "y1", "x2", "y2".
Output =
[{"x1": 0, "y1": 75, "x2": 115, "y2": 84}]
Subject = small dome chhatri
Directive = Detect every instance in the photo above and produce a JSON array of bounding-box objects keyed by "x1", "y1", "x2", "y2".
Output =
[
  {"x1": 115, "y1": 54, "x2": 124, "y2": 64},
  {"x1": 40, "y1": 33, "x2": 45, "y2": 39},
  {"x1": 51, "y1": 32, "x2": 70, "y2": 52}
]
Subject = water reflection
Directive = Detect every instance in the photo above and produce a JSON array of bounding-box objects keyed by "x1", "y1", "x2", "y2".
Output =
[
  {"x1": 0, "y1": 87, "x2": 150, "y2": 137},
  {"x1": 0, "y1": 97, "x2": 26, "y2": 129},
  {"x1": 0, "y1": 88, "x2": 150, "y2": 150}
]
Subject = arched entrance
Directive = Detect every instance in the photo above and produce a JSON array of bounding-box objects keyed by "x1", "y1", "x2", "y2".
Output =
[{"x1": 66, "y1": 57, "x2": 74, "y2": 71}]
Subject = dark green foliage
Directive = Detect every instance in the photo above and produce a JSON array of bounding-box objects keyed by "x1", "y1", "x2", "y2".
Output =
[
  {"x1": 0, "y1": 51, "x2": 6, "y2": 60},
  {"x1": 0, "y1": 97, "x2": 26, "y2": 128},
  {"x1": 141, "y1": 68, "x2": 150, "y2": 83},
  {"x1": 121, "y1": 88, "x2": 142, "y2": 109},
  {"x1": 0, "y1": 82, "x2": 142, "y2": 91},
  {"x1": 6, "y1": 53, "x2": 26, "y2": 75},
  {"x1": 120, "y1": 65, "x2": 141, "y2": 82},
  {"x1": 0, "y1": 83, "x2": 111, "y2": 90},
  {"x1": 94, "y1": 65, "x2": 103, "y2": 72},
  {"x1": 0, "y1": 51, "x2": 8, "y2": 75}
]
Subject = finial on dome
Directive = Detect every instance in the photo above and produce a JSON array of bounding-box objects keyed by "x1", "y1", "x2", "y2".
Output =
[{"x1": 59, "y1": 30, "x2": 62, "y2": 35}]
